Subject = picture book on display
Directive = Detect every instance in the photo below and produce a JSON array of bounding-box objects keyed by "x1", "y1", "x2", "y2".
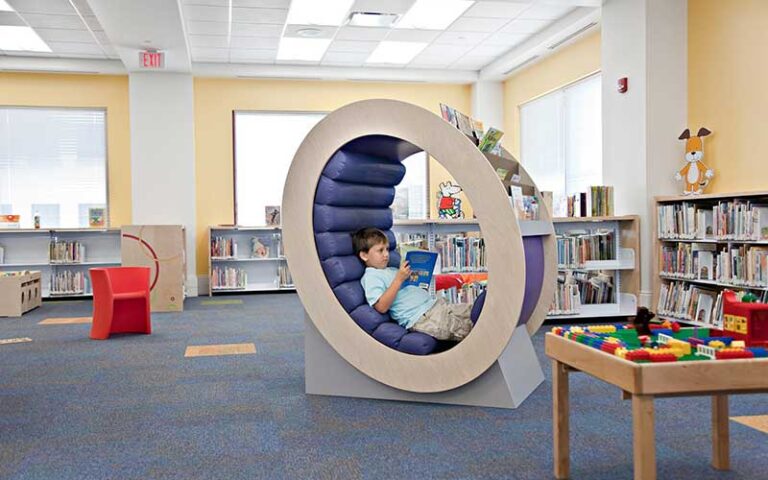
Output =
[{"x1": 402, "y1": 250, "x2": 438, "y2": 290}]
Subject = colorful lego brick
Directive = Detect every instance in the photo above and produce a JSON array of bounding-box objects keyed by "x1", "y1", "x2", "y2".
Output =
[
  {"x1": 715, "y1": 349, "x2": 754, "y2": 360},
  {"x1": 748, "y1": 347, "x2": 768, "y2": 358}
]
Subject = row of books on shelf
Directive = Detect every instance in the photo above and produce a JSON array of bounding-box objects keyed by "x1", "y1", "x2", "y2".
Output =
[
  {"x1": 279, "y1": 264, "x2": 293, "y2": 287},
  {"x1": 439, "y1": 103, "x2": 503, "y2": 154},
  {"x1": 211, "y1": 234, "x2": 283, "y2": 259},
  {"x1": 50, "y1": 270, "x2": 88, "y2": 295},
  {"x1": 548, "y1": 271, "x2": 615, "y2": 315},
  {"x1": 555, "y1": 187, "x2": 614, "y2": 218},
  {"x1": 434, "y1": 235, "x2": 486, "y2": 273},
  {"x1": 211, "y1": 264, "x2": 293, "y2": 290},
  {"x1": 556, "y1": 229, "x2": 616, "y2": 267},
  {"x1": 657, "y1": 281, "x2": 727, "y2": 327},
  {"x1": 659, "y1": 243, "x2": 768, "y2": 287},
  {"x1": 508, "y1": 185, "x2": 540, "y2": 221},
  {"x1": 657, "y1": 200, "x2": 768, "y2": 240},
  {"x1": 439, "y1": 281, "x2": 485, "y2": 304},
  {"x1": 50, "y1": 240, "x2": 85, "y2": 263}
]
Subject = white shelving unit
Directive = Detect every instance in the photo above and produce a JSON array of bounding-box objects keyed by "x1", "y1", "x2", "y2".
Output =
[
  {"x1": 0, "y1": 228, "x2": 121, "y2": 298},
  {"x1": 547, "y1": 216, "x2": 640, "y2": 321},
  {"x1": 208, "y1": 226, "x2": 294, "y2": 295},
  {"x1": 653, "y1": 190, "x2": 768, "y2": 329}
]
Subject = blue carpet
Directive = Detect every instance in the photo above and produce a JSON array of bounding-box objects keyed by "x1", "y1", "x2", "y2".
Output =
[{"x1": 0, "y1": 294, "x2": 766, "y2": 479}]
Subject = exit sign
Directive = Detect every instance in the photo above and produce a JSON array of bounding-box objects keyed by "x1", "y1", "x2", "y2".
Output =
[{"x1": 139, "y1": 50, "x2": 164, "y2": 69}]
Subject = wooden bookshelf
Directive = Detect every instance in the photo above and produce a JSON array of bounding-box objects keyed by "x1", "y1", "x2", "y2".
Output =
[
  {"x1": 547, "y1": 215, "x2": 640, "y2": 321},
  {"x1": 653, "y1": 191, "x2": 768, "y2": 328}
]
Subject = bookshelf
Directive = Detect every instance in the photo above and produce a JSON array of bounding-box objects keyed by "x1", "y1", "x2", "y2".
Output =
[
  {"x1": 0, "y1": 228, "x2": 121, "y2": 298},
  {"x1": 547, "y1": 215, "x2": 640, "y2": 320},
  {"x1": 653, "y1": 190, "x2": 768, "y2": 329},
  {"x1": 208, "y1": 226, "x2": 294, "y2": 295}
]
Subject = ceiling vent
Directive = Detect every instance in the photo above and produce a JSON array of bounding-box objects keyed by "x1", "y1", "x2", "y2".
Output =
[
  {"x1": 547, "y1": 22, "x2": 598, "y2": 50},
  {"x1": 346, "y1": 11, "x2": 400, "y2": 28},
  {"x1": 503, "y1": 55, "x2": 540, "y2": 75}
]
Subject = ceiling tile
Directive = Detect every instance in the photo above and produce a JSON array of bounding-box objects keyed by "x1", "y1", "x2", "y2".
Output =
[
  {"x1": 334, "y1": 26, "x2": 390, "y2": 42},
  {"x1": 35, "y1": 28, "x2": 94, "y2": 44},
  {"x1": 321, "y1": 51, "x2": 369, "y2": 66},
  {"x1": 187, "y1": 21, "x2": 229, "y2": 35},
  {"x1": 469, "y1": 42, "x2": 510, "y2": 56},
  {"x1": 8, "y1": 0, "x2": 74, "y2": 15},
  {"x1": 81, "y1": 15, "x2": 104, "y2": 32},
  {"x1": 20, "y1": 13, "x2": 86, "y2": 30},
  {"x1": 230, "y1": 36, "x2": 280, "y2": 49},
  {"x1": 418, "y1": 43, "x2": 473, "y2": 57},
  {"x1": 230, "y1": 22, "x2": 283, "y2": 37},
  {"x1": 93, "y1": 31, "x2": 111, "y2": 45},
  {"x1": 518, "y1": 4, "x2": 573, "y2": 20},
  {"x1": 284, "y1": 24, "x2": 337, "y2": 39},
  {"x1": 451, "y1": 55, "x2": 496, "y2": 69},
  {"x1": 189, "y1": 34, "x2": 230, "y2": 48},
  {"x1": 500, "y1": 18, "x2": 549, "y2": 34},
  {"x1": 385, "y1": 29, "x2": 440, "y2": 42},
  {"x1": 191, "y1": 47, "x2": 230, "y2": 59},
  {"x1": 408, "y1": 56, "x2": 452, "y2": 68},
  {"x1": 234, "y1": 0, "x2": 291, "y2": 7},
  {"x1": 195, "y1": 56, "x2": 231, "y2": 63},
  {"x1": 47, "y1": 41, "x2": 104, "y2": 55},
  {"x1": 184, "y1": 5, "x2": 230, "y2": 22},
  {"x1": 2, "y1": 50, "x2": 57, "y2": 57},
  {"x1": 327, "y1": 40, "x2": 379, "y2": 53},
  {"x1": 233, "y1": 7, "x2": 287, "y2": 24},
  {"x1": 434, "y1": 31, "x2": 489, "y2": 46},
  {"x1": 183, "y1": 0, "x2": 228, "y2": 5},
  {"x1": 448, "y1": 17, "x2": 508, "y2": 33},
  {"x1": 230, "y1": 48, "x2": 276, "y2": 62},
  {"x1": 482, "y1": 32, "x2": 528, "y2": 46},
  {"x1": 464, "y1": 1, "x2": 530, "y2": 19}
]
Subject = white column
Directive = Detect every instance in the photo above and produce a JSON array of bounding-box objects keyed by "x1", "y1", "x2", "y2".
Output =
[
  {"x1": 602, "y1": 0, "x2": 686, "y2": 307},
  {"x1": 471, "y1": 80, "x2": 504, "y2": 131},
  {"x1": 129, "y1": 72, "x2": 198, "y2": 296}
]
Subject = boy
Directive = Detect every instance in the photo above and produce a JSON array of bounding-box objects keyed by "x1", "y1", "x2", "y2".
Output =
[{"x1": 352, "y1": 227, "x2": 474, "y2": 341}]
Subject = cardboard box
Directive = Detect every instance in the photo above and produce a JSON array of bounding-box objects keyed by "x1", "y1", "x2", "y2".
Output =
[
  {"x1": 121, "y1": 225, "x2": 186, "y2": 312},
  {"x1": 0, "y1": 271, "x2": 42, "y2": 317}
]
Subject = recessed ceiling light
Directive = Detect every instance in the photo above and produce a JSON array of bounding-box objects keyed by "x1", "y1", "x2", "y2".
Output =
[
  {"x1": 346, "y1": 11, "x2": 400, "y2": 28},
  {"x1": 277, "y1": 37, "x2": 332, "y2": 61},
  {"x1": 287, "y1": 0, "x2": 354, "y2": 26},
  {"x1": 296, "y1": 28, "x2": 323, "y2": 38},
  {"x1": 366, "y1": 41, "x2": 428, "y2": 65},
  {"x1": 0, "y1": 0, "x2": 14, "y2": 12},
  {"x1": 397, "y1": 0, "x2": 474, "y2": 30},
  {"x1": 0, "y1": 26, "x2": 51, "y2": 52}
]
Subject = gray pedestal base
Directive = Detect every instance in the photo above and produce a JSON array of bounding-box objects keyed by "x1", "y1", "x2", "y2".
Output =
[{"x1": 305, "y1": 317, "x2": 544, "y2": 409}]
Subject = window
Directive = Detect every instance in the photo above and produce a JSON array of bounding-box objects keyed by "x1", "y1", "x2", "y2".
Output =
[
  {"x1": 520, "y1": 73, "x2": 602, "y2": 203},
  {"x1": 234, "y1": 111, "x2": 428, "y2": 225},
  {"x1": 0, "y1": 107, "x2": 107, "y2": 228}
]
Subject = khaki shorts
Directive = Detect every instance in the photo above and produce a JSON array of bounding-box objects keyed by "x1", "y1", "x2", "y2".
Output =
[{"x1": 410, "y1": 297, "x2": 473, "y2": 341}]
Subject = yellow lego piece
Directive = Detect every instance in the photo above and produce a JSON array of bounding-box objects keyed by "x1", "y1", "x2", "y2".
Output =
[
  {"x1": 708, "y1": 340, "x2": 726, "y2": 349},
  {"x1": 732, "y1": 340, "x2": 746, "y2": 348}
]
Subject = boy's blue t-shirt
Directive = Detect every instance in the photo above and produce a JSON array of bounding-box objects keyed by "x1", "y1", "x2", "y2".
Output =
[{"x1": 361, "y1": 267, "x2": 437, "y2": 329}]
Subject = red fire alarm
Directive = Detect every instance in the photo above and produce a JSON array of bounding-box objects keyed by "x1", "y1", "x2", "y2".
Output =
[{"x1": 617, "y1": 77, "x2": 628, "y2": 93}]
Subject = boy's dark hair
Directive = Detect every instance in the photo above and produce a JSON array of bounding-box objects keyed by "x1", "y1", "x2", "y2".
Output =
[{"x1": 352, "y1": 228, "x2": 388, "y2": 256}]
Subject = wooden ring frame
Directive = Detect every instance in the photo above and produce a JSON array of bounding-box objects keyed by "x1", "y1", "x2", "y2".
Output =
[{"x1": 283, "y1": 99, "x2": 554, "y2": 393}]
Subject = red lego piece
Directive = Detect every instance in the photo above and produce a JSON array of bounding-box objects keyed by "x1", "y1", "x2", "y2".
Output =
[
  {"x1": 625, "y1": 350, "x2": 651, "y2": 361},
  {"x1": 715, "y1": 350, "x2": 755, "y2": 360},
  {"x1": 649, "y1": 353, "x2": 678, "y2": 363}
]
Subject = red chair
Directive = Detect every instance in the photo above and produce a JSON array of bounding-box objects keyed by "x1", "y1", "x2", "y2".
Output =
[
  {"x1": 435, "y1": 273, "x2": 464, "y2": 291},
  {"x1": 90, "y1": 267, "x2": 151, "y2": 340}
]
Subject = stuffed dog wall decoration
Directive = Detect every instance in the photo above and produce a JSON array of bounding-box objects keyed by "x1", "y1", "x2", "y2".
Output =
[{"x1": 675, "y1": 127, "x2": 714, "y2": 195}]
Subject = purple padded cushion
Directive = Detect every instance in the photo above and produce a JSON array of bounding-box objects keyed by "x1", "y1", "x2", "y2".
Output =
[
  {"x1": 372, "y1": 322, "x2": 407, "y2": 349},
  {"x1": 314, "y1": 205, "x2": 393, "y2": 232},
  {"x1": 322, "y1": 256, "x2": 366, "y2": 289},
  {"x1": 315, "y1": 175, "x2": 395, "y2": 207},
  {"x1": 341, "y1": 135, "x2": 423, "y2": 161},
  {"x1": 315, "y1": 230, "x2": 396, "y2": 261},
  {"x1": 470, "y1": 289, "x2": 486, "y2": 324},
  {"x1": 350, "y1": 304, "x2": 390, "y2": 334},
  {"x1": 398, "y1": 332, "x2": 438, "y2": 355},
  {"x1": 323, "y1": 150, "x2": 405, "y2": 186}
]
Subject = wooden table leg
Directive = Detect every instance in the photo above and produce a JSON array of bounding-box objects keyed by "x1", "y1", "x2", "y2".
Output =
[
  {"x1": 632, "y1": 394, "x2": 656, "y2": 480},
  {"x1": 712, "y1": 394, "x2": 730, "y2": 470},
  {"x1": 553, "y1": 360, "x2": 570, "y2": 479}
]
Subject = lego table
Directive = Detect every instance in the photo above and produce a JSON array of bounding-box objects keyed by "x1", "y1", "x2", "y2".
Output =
[{"x1": 545, "y1": 332, "x2": 768, "y2": 480}]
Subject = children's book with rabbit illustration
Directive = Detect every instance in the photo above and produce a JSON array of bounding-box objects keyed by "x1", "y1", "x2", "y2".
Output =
[{"x1": 402, "y1": 250, "x2": 438, "y2": 290}]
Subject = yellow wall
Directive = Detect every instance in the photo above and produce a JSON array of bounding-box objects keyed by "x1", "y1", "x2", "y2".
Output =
[
  {"x1": 0, "y1": 73, "x2": 131, "y2": 226},
  {"x1": 194, "y1": 78, "x2": 472, "y2": 274},
  {"x1": 503, "y1": 30, "x2": 601, "y2": 159},
  {"x1": 688, "y1": 0, "x2": 767, "y2": 193}
]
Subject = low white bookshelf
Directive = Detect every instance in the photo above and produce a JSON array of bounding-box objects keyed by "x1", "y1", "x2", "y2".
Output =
[
  {"x1": 208, "y1": 226, "x2": 294, "y2": 295},
  {"x1": 0, "y1": 228, "x2": 121, "y2": 298}
]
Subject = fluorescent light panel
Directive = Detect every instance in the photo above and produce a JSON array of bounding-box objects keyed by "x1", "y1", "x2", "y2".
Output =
[
  {"x1": 0, "y1": 26, "x2": 51, "y2": 52},
  {"x1": 366, "y1": 41, "x2": 427, "y2": 64},
  {"x1": 347, "y1": 12, "x2": 399, "y2": 28},
  {"x1": 397, "y1": 0, "x2": 474, "y2": 30},
  {"x1": 0, "y1": 0, "x2": 13, "y2": 12},
  {"x1": 277, "y1": 37, "x2": 331, "y2": 61},
  {"x1": 287, "y1": 0, "x2": 354, "y2": 26}
]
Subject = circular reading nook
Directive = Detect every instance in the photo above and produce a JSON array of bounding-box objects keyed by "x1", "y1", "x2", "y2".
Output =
[{"x1": 283, "y1": 99, "x2": 556, "y2": 404}]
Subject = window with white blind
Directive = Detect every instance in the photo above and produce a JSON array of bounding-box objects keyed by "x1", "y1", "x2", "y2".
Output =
[
  {"x1": 233, "y1": 111, "x2": 428, "y2": 226},
  {"x1": 520, "y1": 73, "x2": 602, "y2": 203},
  {"x1": 0, "y1": 107, "x2": 107, "y2": 228}
]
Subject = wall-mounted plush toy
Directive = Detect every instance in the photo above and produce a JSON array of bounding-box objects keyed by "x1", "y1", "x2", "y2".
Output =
[
  {"x1": 436, "y1": 181, "x2": 464, "y2": 219},
  {"x1": 675, "y1": 128, "x2": 714, "y2": 195}
]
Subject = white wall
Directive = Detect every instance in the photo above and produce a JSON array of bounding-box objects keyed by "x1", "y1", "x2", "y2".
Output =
[
  {"x1": 602, "y1": 0, "x2": 686, "y2": 307},
  {"x1": 129, "y1": 72, "x2": 197, "y2": 296},
  {"x1": 471, "y1": 80, "x2": 505, "y2": 132}
]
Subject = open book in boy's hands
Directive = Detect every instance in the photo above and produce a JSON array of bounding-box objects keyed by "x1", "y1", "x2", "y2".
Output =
[{"x1": 401, "y1": 250, "x2": 438, "y2": 290}]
